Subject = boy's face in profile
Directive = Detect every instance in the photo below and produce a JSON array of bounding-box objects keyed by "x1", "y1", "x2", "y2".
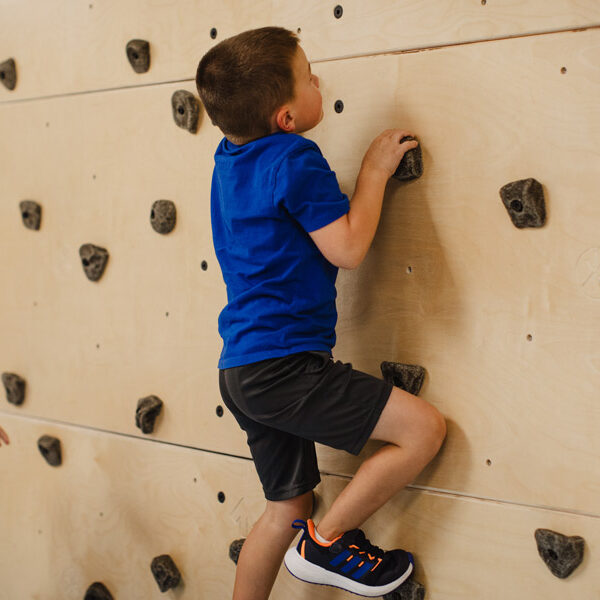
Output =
[{"x1": 284, "y1": 46, "x2": 324, "y2": 134}]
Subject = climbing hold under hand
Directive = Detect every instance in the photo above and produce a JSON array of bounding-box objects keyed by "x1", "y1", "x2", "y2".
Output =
[
  {"x1": 150, "y1": 200, "x2": 176, "y2": 234},
  {"x1": 19, "y1": 200, "x2": 42, "y2": 230},
  {"x1": 2, "y1": 372, "x2": 26, "y2": 406},
  {"x1": 384, "y1": 578, "x2": 425, "y2": 600},
  {"x1": 229, "y1": 539, "x2": 246, "y2": 565},
  {"x1": 171, "y1": 90, "x2": 200, "y2": 134},
  {"x1": 393, "y1": 136, "x2": 423, "y2": 181},
  {"x1": 84, "y1": 582, "x2": 113, "y2": 600},
  {"x1": 535, "y1": 528, "x2": 585, "y2": 579},
  {"x1": 151, "y1": 555, "x2": 182, "y2": 592},
  {"x1": 126, "y1": 39, "x2": 150, "y2": 73},
  {"x1": 79, "y1": 244, "x2": 109, "y2": 282},
  {"x1": 0, "y1": 58, "x2": 17, "y2": 90},
  {"x1": 381, "y1": 362, "x2": 426, "y2": 396},
  {"x1": 38, "y1": 435, "x2": 62, "y2": 466},
  {"x1": 499, "y1": 178, "x2": 546, "y2": 228},
  {"x1": 135, "y1": 395, "x2": 163, "y2": 434}
]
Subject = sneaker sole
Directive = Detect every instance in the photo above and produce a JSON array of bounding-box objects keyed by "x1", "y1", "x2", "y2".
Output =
[{"x1": 283, "y1": 546, "x2": 413, "y2": 597}]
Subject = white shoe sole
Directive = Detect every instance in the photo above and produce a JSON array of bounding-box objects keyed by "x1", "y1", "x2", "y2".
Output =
[{"x1": 284, "y1": 546, "x2": 413, "y2": 597}]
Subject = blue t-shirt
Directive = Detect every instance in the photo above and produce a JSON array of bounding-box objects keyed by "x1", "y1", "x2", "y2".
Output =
[{"x1": 211, "y1": 132, "x2": 350, "y2": 369}]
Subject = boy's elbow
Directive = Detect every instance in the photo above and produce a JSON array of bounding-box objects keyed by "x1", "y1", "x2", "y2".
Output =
[{"x1": 336, "y1": 247, "x2": 365, "y2": 270}]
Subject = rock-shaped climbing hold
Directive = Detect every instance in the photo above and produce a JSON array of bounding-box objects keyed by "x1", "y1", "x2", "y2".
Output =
[
  {"x1": 126, "y1": 39, "x2": 150, "y2": 73},
  {"x1": 19, "y1": 200, "x2": 42, "y2": 230},
  {"x1": 2, "y1": 372, "x2": 26, "y2": 406},
  {"x1": 534, "y1": 528, "x2": 585, "y2": 579},
  {"x1": 151, "y1": 554, "x2": 182, "y2": 592},
  {"x1": 171, "y1": 90, "x2": 200, "y2": 134},
  {"x1": 381, "y1": 362, "x2": 426, "y2": 396},
  {"x1": 383, "y1": 578, "x2": 425, "y2": 600},
  {"x1": 38, "y1": 435, "x2": 62, "y2": 466},
  {"x1": 499, "y1": 178, "x2": 546, "y2": 228},
  {"x1": 79, "y1": 244, "x2": 109, "y2": 282},
  {"x1": 0, "y1": 58, "x2": 17, "y2": 91},
  {"x1": 84, "y1": 582, "x2": 114, "y2": 600},
  {"x1": 229, "y1": 539, "x2": 246, "y2": 565},
  {"x1": 150, "y1": 200, "x2": 176, "y2": 234},
  {"x1": 393, "y1": 136, "x2": 423, "y2": 181},
  {"x1": 135, "y1": 395, "x2": 163, "y2": 434}
]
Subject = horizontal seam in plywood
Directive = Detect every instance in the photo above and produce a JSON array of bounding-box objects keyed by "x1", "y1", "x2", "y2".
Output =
[{"x1": 0, "y1": 24, "x2": 598, "y2": 106}]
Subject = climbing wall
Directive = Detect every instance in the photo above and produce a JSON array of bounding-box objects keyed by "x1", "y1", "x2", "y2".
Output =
[{"x1": 1, "y1": 2, "x2": 599, "y2": 598}]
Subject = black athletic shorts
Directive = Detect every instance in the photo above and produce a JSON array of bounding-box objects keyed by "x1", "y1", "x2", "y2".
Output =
[{"x1": 219, "y1": 351, "x2": 393, "y2": 501}]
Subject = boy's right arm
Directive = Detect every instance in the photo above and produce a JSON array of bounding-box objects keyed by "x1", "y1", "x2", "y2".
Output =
[{"x1": 309, "y1": 129, "x2": 418, "y2": 270}]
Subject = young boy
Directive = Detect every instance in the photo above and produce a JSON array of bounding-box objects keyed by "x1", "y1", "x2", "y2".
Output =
[{"x1": 196, "y1": 27, "x2": 446, "y2": 599}]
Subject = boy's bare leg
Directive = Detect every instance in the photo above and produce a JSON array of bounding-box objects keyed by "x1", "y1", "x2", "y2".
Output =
[
  {"x1": 232, "y1": 490, "x2": 313, "y2": 600},
  {"x1": 316, "y1": 386, "x2": 446, "y2": 540}
]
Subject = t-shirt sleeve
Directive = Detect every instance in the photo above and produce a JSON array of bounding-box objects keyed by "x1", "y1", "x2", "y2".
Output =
[{"x1": 273, "y1": 143, "x2": 350, "y2": 233}]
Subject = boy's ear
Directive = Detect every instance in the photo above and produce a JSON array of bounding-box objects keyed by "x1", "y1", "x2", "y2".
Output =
[{"x1": 275, "y1": 106, "x2": 296, "y2": 133}]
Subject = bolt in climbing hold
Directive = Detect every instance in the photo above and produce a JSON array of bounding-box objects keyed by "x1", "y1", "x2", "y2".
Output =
[
  {"x1": 126, "y1": 39, "x2": 150, "y2": 73},
  {"x1": 38, "y1": 435, "x2": 62, "y2": 466},
  {"x1": 84, "y1": 582, "x2": 114, "y2": 600},
  {"x1": 229, "y1": 539, "x2": 246, "y2": 565},
  {"x1": 334, "y1": 99, "x2": 344, "y2": 113},
  {"x1": 79, "y1": 244, "x2": 109, "y2": 282},
  {"x1": 0, "y1": 58, "x2": 17, "y2": 90},
  {"x1": 150, "y1": 200, "x2": 176, "y2": 234},
  {"x1": 393, "y1": 136, "x2": 423, "y2": 181},
  {"x1": 383, "y1": 578, "x2": 425, "y2": 600},
  {"x1": 19, "y1": 200, "x2": 42, "y2": 230},
  {"x1": 380, "y1": 362, "x2": 426, "y2": 396},
  {"x1": 499, "y1": 178, "x2": 546, "y2": 228},
  {"x1": 151, "y1": 555, "x2": 182, "y2": 592},
  {"x1": 135, "y1": 395, "x2": 163, "y2": 434},
  {"x1": 534, "y1": 529, "x2": 585, "y2": 579},
  {"x1": 2, "y1": 372, "x2": 26, "y2": 406},
  {"x1": 171, "y1": 90, "x2": 200, "y2": 134}
]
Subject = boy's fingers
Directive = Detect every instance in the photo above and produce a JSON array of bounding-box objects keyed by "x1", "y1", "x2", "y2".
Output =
[{"x1": 0, "y1": 427, "x2": 9, "y2": 445}]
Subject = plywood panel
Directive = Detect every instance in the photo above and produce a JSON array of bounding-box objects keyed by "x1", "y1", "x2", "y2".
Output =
[
  {"x1": 1, "y1": 1, "x2": 599, "y2": 100},
  {"x1": 0, "y1": 413, "x2": 598, "y2": 599}
]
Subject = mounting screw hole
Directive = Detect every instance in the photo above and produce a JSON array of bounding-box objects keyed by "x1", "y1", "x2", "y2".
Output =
[
  {"x1": 216, "y1": 405, "x2": 224, "y2": 417},
  {"x1": 561, "y1": 66, "x2": 567, "y2": 74},
  {"x1": 334, "y1": 5, "x2": 343, "y2": 18},
  {"x1": 486, "y1": 459, "x2": 492, "y2": 466},
  {"x1": 334, "y1": 100, "x2": 344, "y2": 113},
  {"x1": 210, "y1": 28, "x2": 218, "y2": 39},
  {"x1": 527, "y1": 334, "x2": 533, "y2": 342},
  {"x1": 218, "y1": 491, "x2": 226, "y2": 503},
  {"x1": 201, "y1": 260, "x2": 208, "y2": 271}
]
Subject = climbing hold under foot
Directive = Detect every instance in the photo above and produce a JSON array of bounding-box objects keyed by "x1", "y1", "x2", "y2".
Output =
[
  {"x1": 171, "y1": 90, "x2": 200, "y2": 134},
  {"x1": 136, "y1": 395, "x2": 163, "y2": 434},
  {"x1": 151, "y1": 554, "x2": 182, "y2": 592},
  {"x1": 381, "y1": 362, "x2": 426, "y2": 396},
  {"x1": 229, "y1": 539, "x2": 246, "y2": 565},
  {"x1": 150, "y1": 200, "x2": 176, "y2": 234},
  {"x1": 393, "y1": 136, "x2": 423, "y2": 181},
  {"x1": 535, "y1": 528, "x2": 585, "y2": 579},
  {"x1": 126, "y1": 39, "x2": 150, "y2": 73},
  {"x1": 79, "y1": 244, "x2": 109, "y2": 282},
  {"x1": 38, "y1": 435, "x2": 62, "y2": 466},
  {"x1": 19, "y1": 200, "x2": 42, "y2": 230},
  {"x1": 0, "y1": 58, "x2": 17, "y2": 90},
  {"x1": 2, "y1": 372, "x2": 26, "y2": 406},
  {"x1": 84, "y1": 582, "x2": 113, "y2": 600},
  {"x1": 384, "y1": 578, "x2": 425, "y2": 600},
  {"x1": 499, "y1": 178, "x2": 546, "y2": 228}
]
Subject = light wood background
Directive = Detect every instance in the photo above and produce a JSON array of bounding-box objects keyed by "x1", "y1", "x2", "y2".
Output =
[{"x1": 1, "y1": 2, "x2": 599, "y2": 598}]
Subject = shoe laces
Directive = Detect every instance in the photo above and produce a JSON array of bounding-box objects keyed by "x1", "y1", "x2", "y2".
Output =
[{"x1": 346, "y1": 529, "x2": 385, "y2": 561}]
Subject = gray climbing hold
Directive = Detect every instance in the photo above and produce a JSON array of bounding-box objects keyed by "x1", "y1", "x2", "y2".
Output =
[
  {"x1": 151, "y1": 554, "x2": 182, "y2": 592},
  {"x1": 535, "y1": 528, "x2": 585, "y2": 579},
  {"x1": 126, "y1": 39, "x2": 150, "y2": 73},
  {"x1": 172, "y1": 90, "x2": 200, "y2": 134},
  {"x1": 84, "y1": 582, "x2": 113, "y2": 600},
  {"x1": 381, "y1": 362, "x2": 426, "y2": 396},
  {"x1": 0, "y1": 58, "x2": 17, "y2": 91},
  {"x1": 79, "y1": 244, "x2": 109, "y2": 282},
  {"x1": 150, "y1": 200, "x2": 176, "y2": 234},
  {"x1": 393, "y1": 136, "x2": 423, "y2": 181},
  {"x1": 499, "y1": 178, "x2": 546, "y2": 228},
  {"x1": 38, "y1": 435, "x2": 62, "y2": 466},
  {"x1": 384, "y1": 578, "x2": 425, "y2": 600},
  {"x1": 2, "y1": 372, "x2": 26, "y2": 406},
  {"x1": 136, "y1": 395, "x2": 163, "y2": 434},
  {"x1": 229, "y1": 538, "x2": 246, "y2": 565},
  {"x1": 19, "y1": 200, "x2": 42, "y2": 230}
]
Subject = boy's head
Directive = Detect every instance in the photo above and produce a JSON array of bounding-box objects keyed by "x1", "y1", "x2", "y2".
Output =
[{"x1": 196, "y1": 27, "x2": 323, "y2": 144}]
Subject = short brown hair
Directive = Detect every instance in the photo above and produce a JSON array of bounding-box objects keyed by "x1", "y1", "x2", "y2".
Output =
[{"x1": 196, "y1": 27, "x2": 299, "y2": 141}]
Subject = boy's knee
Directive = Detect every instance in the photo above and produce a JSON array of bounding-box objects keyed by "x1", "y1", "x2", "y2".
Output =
[{"x1": 264, "y1": 490, "x2": 314, "y2": 523}]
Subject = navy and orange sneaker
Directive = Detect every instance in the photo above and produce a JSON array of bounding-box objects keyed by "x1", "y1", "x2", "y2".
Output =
[{"x1": 284, "y1": 519, "x2": 414, "y2": 597}]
